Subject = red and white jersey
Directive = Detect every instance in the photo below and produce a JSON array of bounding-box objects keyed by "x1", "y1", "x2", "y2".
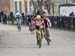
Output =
[{"x1": 32, "y1": 18, "x2": 45, "y2": 29}]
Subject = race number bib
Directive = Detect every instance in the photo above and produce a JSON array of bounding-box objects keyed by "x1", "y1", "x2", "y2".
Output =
[{"x1": 35, "y1": 20, "x2": 41, "y2": 26}]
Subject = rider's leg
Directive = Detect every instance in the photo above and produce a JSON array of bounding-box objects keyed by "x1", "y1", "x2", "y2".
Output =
[
  {"x1": 45, "y1": 28, "x2": 51, "y2": 42},
  {"x1": 36, "y1": 32, "x2": 39, "y2": 45},
  {"x1": 17, "y1": 23, "x2": 21, "y2": 31},
  {"x1": 17, "y1": 19, "x2": 21, "y2": 31}
]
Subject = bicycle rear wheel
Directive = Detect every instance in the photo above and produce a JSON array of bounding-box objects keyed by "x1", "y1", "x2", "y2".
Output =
[
  {"x1": 44, "y1": 29, "x2": 50, "y2": 45},
  {"x1": 17, "y1": 23, "x2": 21, "y2": 31}
]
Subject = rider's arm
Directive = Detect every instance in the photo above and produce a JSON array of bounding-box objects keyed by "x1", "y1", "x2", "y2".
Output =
[
  {"x1": 47, "y1": 18, "x2": 52, "y2": 28},
  {"x1": 32, "y1": 19, "x2": 36, "y2": 29},
  {"x1": 41, "y1": 19, "x2": 45, "y2": 29}
]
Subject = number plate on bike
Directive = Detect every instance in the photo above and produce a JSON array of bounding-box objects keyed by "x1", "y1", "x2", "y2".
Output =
[{"x1": 35, "y1": 21, "x2": 41, "y2": 26}]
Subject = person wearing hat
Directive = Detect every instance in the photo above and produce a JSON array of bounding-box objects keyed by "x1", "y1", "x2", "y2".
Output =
[
  {"x1": 32, "y1": 15, "x2": 45, "y2": 45},
  {"x1": 15, "y1": 11, "x2": 22, "y2": 31},
  {"x1": 42, "y1": 11, "x2": 52, "y2": 43}
]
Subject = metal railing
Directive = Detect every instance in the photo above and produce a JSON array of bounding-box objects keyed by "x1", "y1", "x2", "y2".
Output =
[
  {"x1": 49, "y1": 16, "x2": 75, "y2": 30},
  {"x1": 0, "y1": 15, "x2": 75, "y2": 30}
]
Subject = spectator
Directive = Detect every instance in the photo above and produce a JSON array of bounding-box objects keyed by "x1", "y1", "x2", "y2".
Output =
[
  {"x1": 21, "y1": 13, "x2": 25, "y2": 25},
  {"x1": 3, "y1": 14, "x2": 7, "y2": 24},
  {"x1": 0, "y1": 11, "x2": 4, "y2": 22},
  {"x1": 0, "y1": 11, "x2": 1, "y2": 22},
  {"x1": 10, "y1": 12, "x2": 15, "y2": 24}
]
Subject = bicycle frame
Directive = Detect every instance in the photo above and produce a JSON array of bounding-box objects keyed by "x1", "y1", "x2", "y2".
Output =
[{"x1": 35, "y1": 29, "x2": 43, "y2": 48}]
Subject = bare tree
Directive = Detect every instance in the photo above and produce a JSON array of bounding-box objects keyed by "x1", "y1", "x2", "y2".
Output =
[
  {"x1": 44, "y1": 0, "x2": 51, "y2": 14},
  {"x1": 31, "y1": 0, "x2": 45, "y2": 15},
  {"x1": 31, "y1": 0, "x2": 51, "y2": 15}
]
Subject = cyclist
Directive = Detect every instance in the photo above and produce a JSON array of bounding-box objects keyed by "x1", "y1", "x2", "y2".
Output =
[
  {"x1": 27, "y1": 15, "x2": 33, "y2": 31},
  {"x1": 42, "y1": 11, "x2": 52, "y2": 42},
  {"x1": 15, "y1": 11, "x2": 22, "y2": 31},
  {"x1": 32, "y1": 15, "x2": 45, "y2": 45}
]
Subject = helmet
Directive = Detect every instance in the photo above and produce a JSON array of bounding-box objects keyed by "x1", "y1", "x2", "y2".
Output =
[{"x1": 36, "y1": 15, "x2": 41, "y2": 20}]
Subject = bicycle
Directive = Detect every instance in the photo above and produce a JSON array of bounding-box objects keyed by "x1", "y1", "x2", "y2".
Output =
[
  {"x1": 17, "y1": 23, "x2": 21, "y2": 31},
  {"x1": 35, "y1": 29, "x2": 43, "y2": 48},
  {"x1": 16, "y1": 19, "x2": 21, "y2": 31}
]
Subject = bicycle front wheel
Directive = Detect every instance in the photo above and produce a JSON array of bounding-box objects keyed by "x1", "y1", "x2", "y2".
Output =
[{"x1": 36, "y1": 30, "x2": 42, "y2": 48}]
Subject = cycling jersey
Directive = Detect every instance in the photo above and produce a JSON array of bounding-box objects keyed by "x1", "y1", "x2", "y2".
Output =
[
  {"x1": 32, "y1": 18, "x2": 45, "y2": 29},
  {"x1": 43, "y1": 17, "x2": 52, "y2": 28}
]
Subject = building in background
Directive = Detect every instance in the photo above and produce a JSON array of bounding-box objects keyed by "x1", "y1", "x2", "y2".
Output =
[
  {"x1": 0, "y1": 0, "x2": 10, "y2": 15},
  {"x1": 50, "y1": 0, "x2": 65, "y2": 16},
  {"x1": 10, "y1": 0, "x2": 34, "y2": 15},
  {"x1": 50, "y1": 0, "x2": 75, "y2": 16},
  {"x1": 1, "y1": 0, "x2": 75, "y2": 16},
  {"x1": 10, "y1": 0, "x2": 26, "y2": 14},
  {"x1": 25, "y1": 0, "x2": 34, "y2": 14}
]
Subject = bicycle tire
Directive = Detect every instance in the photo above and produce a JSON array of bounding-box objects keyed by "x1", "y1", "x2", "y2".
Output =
[
  {"x1": 36, "y1": 30, "x2": 42, "y2": 48},
  {"x1": 38, "y1": 33, "x2": 41, "y2": 48}
]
